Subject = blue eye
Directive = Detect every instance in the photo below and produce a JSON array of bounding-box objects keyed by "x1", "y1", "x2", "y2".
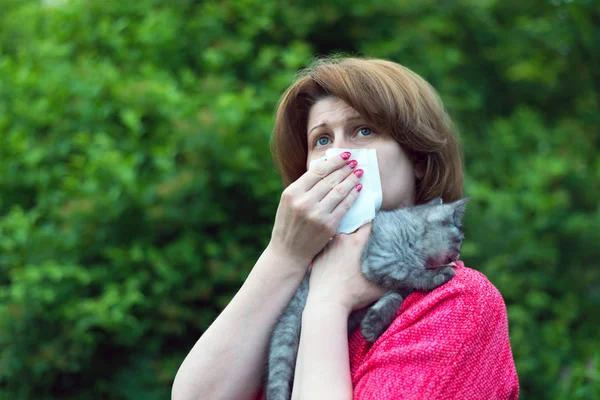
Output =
[
  {"x1": 316, "y1": 136, "x2": 331, "y2": 147},
  {"x1": 358, "y1": 127, "x2": 373, "y2": 136}
]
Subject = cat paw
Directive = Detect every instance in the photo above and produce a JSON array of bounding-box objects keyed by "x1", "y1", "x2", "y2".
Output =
[
  {"x1": 360, "y1": 309, "x2": 387, "y2": 343},
  {"x1": 432, "y1": 266, "x2": 455, "y2": 286}
]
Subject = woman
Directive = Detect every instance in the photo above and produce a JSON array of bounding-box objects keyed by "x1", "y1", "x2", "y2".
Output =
[{"x1": 172, "y1": 56, "x2": 519, "y2": 400}]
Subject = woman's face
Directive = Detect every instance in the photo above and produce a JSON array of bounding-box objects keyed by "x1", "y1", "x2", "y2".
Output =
[{"x1": 306, "y1": 96, "x2": 419, "y2": 210}]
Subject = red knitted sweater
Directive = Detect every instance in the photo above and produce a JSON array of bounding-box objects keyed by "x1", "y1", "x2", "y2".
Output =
[{"x1": 258, "y1": 261, "x2": 519, "y2": 399}]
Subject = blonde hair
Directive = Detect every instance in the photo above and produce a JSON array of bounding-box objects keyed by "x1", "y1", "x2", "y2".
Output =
[{"x1": 270, "y1": 56, "x2": 464, "y2": 204}]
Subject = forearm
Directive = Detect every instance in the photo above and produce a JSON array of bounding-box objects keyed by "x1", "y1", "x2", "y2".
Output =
[
  {"x1": 172, "y1": 246, "x2": 308, "y2": 400},
  {"x1": 291, "y1": 300, "x2": 353, "y2": 400}
]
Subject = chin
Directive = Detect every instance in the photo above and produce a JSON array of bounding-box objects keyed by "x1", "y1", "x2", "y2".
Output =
[{"x1": 380, "y1": 194, "x2": 415, "y2": 211}]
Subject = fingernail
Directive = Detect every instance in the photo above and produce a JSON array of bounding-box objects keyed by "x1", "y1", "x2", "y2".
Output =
[
  {"x1": 356, "y1": 184, "x2": 363, "y2": 192},
  {"x1": 347, "y1": 159, "x2": 358, "y2": 169},
  {"x1": 340, "y1": 152, "x2": 351, "y2": 160},
  {"x1": 354, "y1": 169, "x2": 364, "y2": 178}
]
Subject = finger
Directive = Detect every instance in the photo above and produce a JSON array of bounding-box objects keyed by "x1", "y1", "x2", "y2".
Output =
[
  {"x1": 324, "y1": 171, "x2": 362, "y2": 215},
  {"x1": 295, "y1": 151, "x2": 353, "y2": 192},
  {"x1": 309, "y1": 158, "x2": 358, "y2": 202}
]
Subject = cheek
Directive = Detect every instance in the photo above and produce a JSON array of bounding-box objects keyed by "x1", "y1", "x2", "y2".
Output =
[
  {"x1": 377, "y1": 146, "x2": 414, "y2": 182},
  {"x1": 380, "y1": 166, "x2": 414, "y2": 194},
  {"x1": 377, "y1": 147, "x2": 417, "y2": 208}
]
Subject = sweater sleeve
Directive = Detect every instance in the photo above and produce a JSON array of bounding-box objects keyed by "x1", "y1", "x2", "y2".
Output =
[{"x1": 351, "y1": 271, "x2": 519, "y2": 400}]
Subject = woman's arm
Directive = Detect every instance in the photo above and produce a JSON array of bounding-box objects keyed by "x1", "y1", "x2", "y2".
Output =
[
  {"x1": 291, "y1": 300, "x2": 353, "y2": 400},
  {"x1": 173, "y1": 152, "x2": 362, "y2": 400},
  {"x1": 290, "y1": 225, "x2": 385, "y2": 400},
  {"x1": 172, "y1": 246, "x2": 307, "y2": 400}
]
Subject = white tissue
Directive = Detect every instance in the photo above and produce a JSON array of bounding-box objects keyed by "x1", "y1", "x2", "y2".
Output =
[{"x1": 309, "y1": 148, "x2": 382, "y2": 234}]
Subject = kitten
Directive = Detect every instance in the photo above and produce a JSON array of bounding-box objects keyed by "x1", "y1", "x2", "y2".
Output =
[{"x1": 265, "y1": 197, "x2": 470, "y2": 400}]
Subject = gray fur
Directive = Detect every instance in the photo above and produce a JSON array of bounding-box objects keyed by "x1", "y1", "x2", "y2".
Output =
[{"x1": 265, "y1": 197, "x2": 470, "y2": 400}]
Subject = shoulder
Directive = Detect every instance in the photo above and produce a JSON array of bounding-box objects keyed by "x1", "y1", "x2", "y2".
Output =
[
  {"x1": 350, "y1": 261, "x2": 512, "y2": 356},
  {"x1": 350, "y1": 262, "x2": 519, "y2": 399},
  {"x1": 389, "y1": 261, "x2": 508, "y2": 332},
  {"x1": 420, "y1": 260, "x2": 505, "y2": 304}
]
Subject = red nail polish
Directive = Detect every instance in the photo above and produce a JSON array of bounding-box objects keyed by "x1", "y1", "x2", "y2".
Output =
[
  {"x1": 347, "y1": 159, "x2": 358, "y2": 169},
  {"x1": 340, "y1": 152, "x2": 351, "y2": 160},
  {"x1": 354, "y1": 169, "x2": 364, "y2": 178},
  {"x1": 356, "y1": 184, "x2": 363, "y2": 192}
]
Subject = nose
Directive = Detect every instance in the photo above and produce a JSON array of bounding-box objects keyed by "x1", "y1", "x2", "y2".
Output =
[{"x1": 331, "y1": 136, "x2": 352, "y2": 149}]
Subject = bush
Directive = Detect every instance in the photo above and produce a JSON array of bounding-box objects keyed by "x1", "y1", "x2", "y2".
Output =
[{"x1": 0, "y1": 0, "x2": 598, "y2": 398}]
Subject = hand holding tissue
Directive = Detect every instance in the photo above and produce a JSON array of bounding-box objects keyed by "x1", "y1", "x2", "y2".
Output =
[{"x1": 309, "y1": 148, "x2": 383, "y2": 234}]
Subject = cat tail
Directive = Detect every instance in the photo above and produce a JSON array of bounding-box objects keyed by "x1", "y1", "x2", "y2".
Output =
[{"x1": 265, "y1": 271, "x2": 310, "y2": 400}]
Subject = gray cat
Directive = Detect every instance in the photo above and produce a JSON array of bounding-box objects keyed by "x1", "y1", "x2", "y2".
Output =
[{"x1": 264, "y1": 197, "x2": 469, "y2": 400}]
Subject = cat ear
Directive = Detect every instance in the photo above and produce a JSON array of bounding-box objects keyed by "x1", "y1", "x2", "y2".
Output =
[
  {"x1": 450, "y1": 196, "x2": 470, "y2": 227},
  {"x1": 425, "y1": 197, "x2": 443, "y2": 206}
]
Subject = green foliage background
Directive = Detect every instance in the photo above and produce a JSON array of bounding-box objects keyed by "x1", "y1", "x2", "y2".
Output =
[{"x1": 0, "y1": 0, "x2": 598, "y2": 398}]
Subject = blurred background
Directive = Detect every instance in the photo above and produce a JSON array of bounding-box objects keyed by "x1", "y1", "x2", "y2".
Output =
[{"x1": 0, "y1": 0, "x2": 598, "y2": 398}]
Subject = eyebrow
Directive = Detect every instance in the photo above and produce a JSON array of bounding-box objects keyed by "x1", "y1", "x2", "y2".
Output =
[{"x1": 308, "y1": 116, "x2": 364, "y2": 135}]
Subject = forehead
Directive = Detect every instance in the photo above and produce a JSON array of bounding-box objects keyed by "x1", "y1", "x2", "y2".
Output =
[{"x1": 307, "y1": 97, "x2": 362, "y2": 127}]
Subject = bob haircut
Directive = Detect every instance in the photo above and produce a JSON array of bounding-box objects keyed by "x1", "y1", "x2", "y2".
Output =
[{"x1": 270, "y1": 56, "x2": 464, "y2": 205}]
